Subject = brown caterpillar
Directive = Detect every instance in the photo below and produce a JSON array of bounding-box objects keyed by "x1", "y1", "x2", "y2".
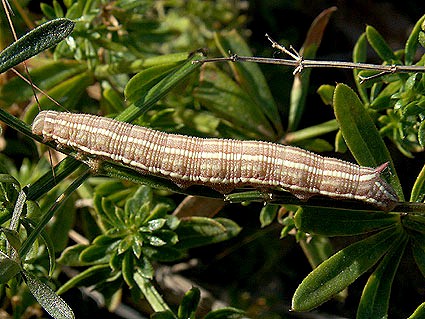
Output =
[{"x1": 32, "y1": 111, "x2": 398, "y2": 211}]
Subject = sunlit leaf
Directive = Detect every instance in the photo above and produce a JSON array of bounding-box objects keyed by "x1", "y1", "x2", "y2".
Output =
[
  {"x1": 23, "y1": 270, "x2": 75, "y2": 319},
  {"x1": 333, "y1": 83, "x2": 403, "y2": 200},
  {"x1": 292, "y1": 226, "x2": 401, "y2": 311}
]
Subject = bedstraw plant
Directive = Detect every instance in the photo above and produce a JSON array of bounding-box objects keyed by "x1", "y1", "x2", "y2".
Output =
[{"x1": 0, "y1": 2, "x2": 424, "y2": 318}]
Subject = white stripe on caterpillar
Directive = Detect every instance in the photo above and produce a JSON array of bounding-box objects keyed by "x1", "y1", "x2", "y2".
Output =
[{"x1": 32, "y1": 111, "x2": 398, "y2": 210}]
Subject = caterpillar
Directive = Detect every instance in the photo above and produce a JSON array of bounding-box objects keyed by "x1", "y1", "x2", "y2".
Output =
[{"x1": 32, "y1": 110, "x2": 398, "y2": 211}]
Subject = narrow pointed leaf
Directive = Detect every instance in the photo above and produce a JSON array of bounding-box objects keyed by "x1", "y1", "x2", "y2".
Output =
[
  {"x1": 214, "y1": 30, "x2": 282, "y2": 136},
  {"x1": 0, "y1": 256, "x2": 21, "y2": 284},
  {"x1": 24, "y1": 71, "x2": 94, "y2": 122},
  {"x1": 410, "y1": 163, "x2": 425, "y2": 202},
  {"x1": 292, "y1": 226, "x2": 401, "y2": 311},
  {"x1": 408, "y1": 303, "x2": 425, "y2": 319},
  {"x1": 405, "y1": 14, "x2": 425, "y2": 65},
  {"x1": 125, "y1": 63, "x2": 182, "y2": 103},
  {"x1": 56, "y1": 264, "x2": 111, "y2": 295},
  {"x1": 353, "y1": 33, "x2": 369, "y2": 104},
  {"x1": 57, "y1": 244, "x2": 88, "y2": 266},
  {"x1": 23, "y1": 270, "x2": 75, "y2": 319},
  {"x1": 204, "y1": 307, "x2": 246, "y2": 319},
  {"x1": 134, "y1": 271, "x2": 170, "y2": 312},
  {"x1": 175, "y1": 217, "x2": 241, "y2": 249},
  {"x1": 366, "y1": 25, "x2": 398, "y2": 62},
  {"x1": 118, "y1": 52, "x2": 205, "y2": 123},
  {"x1": 333, "y1": 83, "x2": 403, "y2": 200},
  {"x1": 178, "y1": 287, "x2": 200, "y2": 319},
  {"x1": 289, "y1": 6, "x2": 336, "y2": 131},
  {"x1": 294, "y1": 207, "x2": 399, "y2": 236},
  {"x1": 0, "y1": 18, "x2": 75, "y2": 74},
  {"x1": 259, "y1": 204, "x2": 279, "y2": 228},
  {"x1": 1, "y1": 61, "x2": 86, "y2": 106},
  {"x1": 357, "y1": 233, "x2": 408, "y2": 318},
  {"x1": 195, "y1": 64, "x2": 275, "y2": 140}
]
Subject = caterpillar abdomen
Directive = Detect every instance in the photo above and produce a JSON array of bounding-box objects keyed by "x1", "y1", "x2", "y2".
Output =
[{"x1": 32, "y1": 111, "x2": 398, "y2": 210}]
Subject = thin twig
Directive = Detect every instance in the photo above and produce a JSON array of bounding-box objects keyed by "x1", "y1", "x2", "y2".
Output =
[{"x1": 193, "y1": 34, "x2": 425, "y2": 78}]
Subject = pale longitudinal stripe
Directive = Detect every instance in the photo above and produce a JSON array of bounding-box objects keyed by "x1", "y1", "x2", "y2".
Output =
[{"x1": 32, "y1": 111, "x2": 399, "y2": 210}]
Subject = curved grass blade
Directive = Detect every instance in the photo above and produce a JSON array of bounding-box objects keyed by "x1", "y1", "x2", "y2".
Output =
[
  {"x1": 22, "y1": 270, "x2": 74, "y2": 319},
  {"x1": 333, "y1": 83, "x2": 403, "y2": 200},
  {"x1": 292, "y1": 225, "x2": 401, "y2": 311},
  {"x1": 0, "y1": 18, "x2": 75, "y2": 74}
]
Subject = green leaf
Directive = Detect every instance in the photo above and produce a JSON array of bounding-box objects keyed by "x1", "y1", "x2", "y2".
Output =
[
  {"x1": 79, "y1": 243, "x2": 116, "y2": 264},
  {"x1": 0, "y1": 18, "x2": 75, "y2": 74},
  {"x1": 370, "y1": 80, "x2": 400, "y2": 111},
  {"x1": 57, "y1": 244, "x2": 89, "y2": 266},
  {"x1": 353, "y1": 33, "x2": 369, "y2": 104},
  {"x1": 284, "y1": 119, "x2": 339, "y2": 144},
  {"x1": 333, "y1": 83, "x2": 403, "y2": 200},
  {"x1": 411, "y1": 163, "x2": 425, "y2": 203},
  {"x1": 133, "y1": 271, "x2": 170, "y2": 312},
  {"x1": 288, "y1": 6, "x2": 336, "y2": 131},
  {"x1": 141, "y1": 246, "x2": 184, "y2": 262},
  {"x1": 204, "y1": 307, "x2": 246, "y2": 319},
  {"x1": 175, "y1": 217, "x2": 241, "y2": 249},
  {"x1": 366, "y1": 25, "x2": 398, "y2": 63},
  {"x1": 317, "y1": 84, "x2": 335, "y2": 106},
  {"x1": 24, "y1": 71, "x2": 94, "y2": 122},
  {"x1": 20, "y1": 218, "x2": 57, "y2": 276},
  {"x1": 259, "y1": 204, "x2": 279, "y2": 228},
  {"x1": 356, "y1": 233, "x2": 408, "y2": 319},
  {"x1": 122, "y1": 252, "x2": 136, "y2": 288},
  {"x1": 23, "y1": 270, "x2": 75, "y2": 319},
  {"x1": 292, "y1": 226, "x2": 401, "y2": 311},
  {"x1": 194, "y1": 63, "x2": 275, "y2": 140},
  {"x1": 178, "y1": 287, "x2": 200, "y2": 319},
  {"x1": 117, "y1": 52, "x2": 205, "y2": 123},
  {"x1": 135, "y1": 255, "x2": 154, "y2": 279},
  {"x1": 408, "y1": 302, "x2": 425, "y2": 319},
  {"x1": 294, "y1": 207, "x2": 399, "y2": 236},
  {"x1": 405, "y1": 14, "x2": 425, "y2": 65},
  {"x1": 26, "y1": 157, "x2": 85, "y2": 201},
  {"x1": 0, "y1": 174, "x2": 20, "y2": 191},
  {"x1": 214, "y1": 30, "x2": 282, "y2": 136},
  {"x1": 99, "y1": 197, "x2": 125, "y2": 228},
  {"x1": 125, "y1": 63, "x2": 182, "y2": 103},
  {"x1": 56, "y1": 264, "x2": 111, "y2": 295},
  {"x1": 411, "y1": 234, "x2": 425, "y2": 278},
  {"x1": 0, "y1": 255, "x2": 21, "y2": 284},
  {"x1": 1, "y1": 227, "x2": 22, "y2": 251}
]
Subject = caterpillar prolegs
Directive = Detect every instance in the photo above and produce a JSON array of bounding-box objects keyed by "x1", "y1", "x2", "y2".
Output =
[{"x1": 32, "y1": 111, "x2": 398, "y2": 211}]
